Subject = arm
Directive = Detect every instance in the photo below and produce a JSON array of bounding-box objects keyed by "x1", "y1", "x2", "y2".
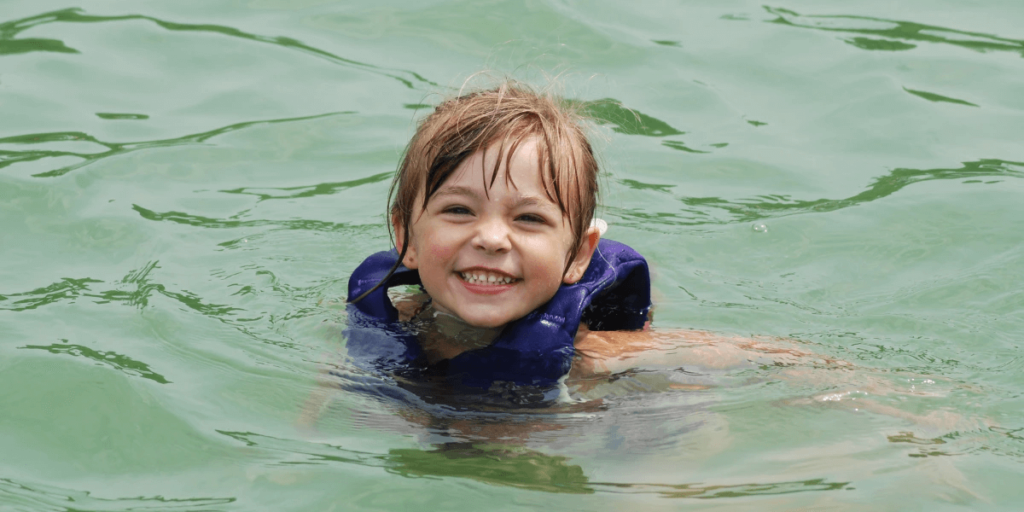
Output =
[
  {"x1": 570, "y1": 323, "x2": 817, "y2": 378},
  {"x1": 570, "y1": 325, "x2": 986, "y2": 432}
]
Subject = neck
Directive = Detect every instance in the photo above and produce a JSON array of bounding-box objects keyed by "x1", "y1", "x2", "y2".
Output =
[{"x1": 414, "y1": 304, "x2": 503, "y2": 363}]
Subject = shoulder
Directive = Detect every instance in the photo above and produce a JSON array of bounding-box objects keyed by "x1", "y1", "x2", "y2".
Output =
[{"x1": 571, "y1": 322, "x2": 659, "y2": 374}]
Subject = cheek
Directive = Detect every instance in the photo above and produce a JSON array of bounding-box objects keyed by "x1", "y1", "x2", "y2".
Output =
[
  {"x1": 521, "y1": 243, "x2": 567, "y2": 288},
  {"x1": 418, "y1": 231, "x2": 459, "y2": 267}
]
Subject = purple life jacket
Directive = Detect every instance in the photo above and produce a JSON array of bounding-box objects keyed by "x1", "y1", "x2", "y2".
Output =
[{"x1": 345, "y1": 239, "x2": 651, "y2": 389}]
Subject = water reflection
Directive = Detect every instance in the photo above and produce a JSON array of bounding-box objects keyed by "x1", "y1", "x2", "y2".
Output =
[
  {"x1": 19, "y1": 342, "x2": 170, "y2": 384},
  {"x1": 393, "y1": 446, "x2": 855, "y2": 498},
  {"x1": 0, "y1": 263, "x2": 240, "y2": 320},
  {"x1": 581, "y1": 99, "x2": 684, "y2": 137},
  {"x1": 0, "y1": 37, "x2": 77, "y2": 55},
  {"x1": 614, "y1": 158, "x2": 1024, "y2": 228},
  {"x1": 0, "y1": 477, "x2": 233, "y2": 511},
  {"x1": 662, "y1": 140, "x2": 709, "y2": 154},
  {"x1": 588, "y1": 477, "x2": 850, "y2": 498},
  {"x1": 0, "y1": 112, "x2": 349, "y2": 178},
  {"x1": 903, "y1": 87, "x2": 978, "y2": 107},
  {"x1": 988, "y1": 426, "x2": 1024, "y2": 458},
  {"x1": 96, "y1": 113, "x2": 150, "y2": 120},
  {"x1": 218, "y1": 430, "x2": 387, "y2": 466},
  {"x1": 0, "y1": 256, "x2": 332, "y2": 357},
  {"x1": 219, "y1": 171, "x2": 393, "y2": 202},
  {"x1": 764, "y1": 6, "x2": 1024, "y2": 57},
  {"x1": 888, "y1": 426, "x2": 1024, "y2": 460},
  {"x1": 619, "y1": 178, "x2": 675, "y2": 193},
  {"x1": 387, "y1": 443, "x2": 593, "y2": 494},
  {"x1": 0, "y1": 8, "x2": 435, "y2": 89},
  {"x1": 132, "y1": 204, "x2": 362, "y2": 233},
  {"x1": 579, "y1": 99, "x2": 721, "y2": 153},
  {"x1": 0, "y1": 277, "x2": 101, "y2": 311},
  {"x1": 222, "y1": 430, "x2": 852, "y2": 498},
  {"x1": 0, "y1": 98, "x2": 697, "y2": 184},
  {"x1": 846, "y1": 37, "x2": 916, "y2": 51}
]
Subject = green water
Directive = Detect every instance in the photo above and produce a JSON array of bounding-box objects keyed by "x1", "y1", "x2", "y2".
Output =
[{"x1": 2, "y1": 1, "x2": 1023, "y2": 509}]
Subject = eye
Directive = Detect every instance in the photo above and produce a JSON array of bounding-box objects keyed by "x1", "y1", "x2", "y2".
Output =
[
  {"x1": 442, "y1": 205, "x2": 472, "y2": 216},
  {"x1": 516, "y1": 213, "x2": 547, "y2": 224}
]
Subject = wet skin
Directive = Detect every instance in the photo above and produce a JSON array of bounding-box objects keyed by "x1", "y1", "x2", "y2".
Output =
[{"x1": 394, "y1": 138, "x2": 599, "y2": 330}]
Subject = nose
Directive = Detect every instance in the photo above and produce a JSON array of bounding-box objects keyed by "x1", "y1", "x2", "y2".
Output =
[{"x1": 472, "y1": 216, "x2": 512, "y2": 254}]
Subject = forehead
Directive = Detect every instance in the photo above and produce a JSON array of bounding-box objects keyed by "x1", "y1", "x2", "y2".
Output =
[{"x1": 432, "y1": 138, "x2": 557, "y2": 200}]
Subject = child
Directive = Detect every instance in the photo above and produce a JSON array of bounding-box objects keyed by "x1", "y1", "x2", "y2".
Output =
[
  {"x1": 323, "y1": 81, "x2": 973, "y2": 426},
  {"x1": 346, "y1": 81, "x2": 655, "y2": 392}
]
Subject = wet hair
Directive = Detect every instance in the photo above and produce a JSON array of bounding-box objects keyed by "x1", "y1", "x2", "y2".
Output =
[{"x1": 351, "y1": 80, "x2": 599, "y2": 304}]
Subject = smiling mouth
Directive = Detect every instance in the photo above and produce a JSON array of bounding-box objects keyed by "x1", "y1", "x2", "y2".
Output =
[{"x1": 458, "y1": 270, "x2": 519, "y2": 285}]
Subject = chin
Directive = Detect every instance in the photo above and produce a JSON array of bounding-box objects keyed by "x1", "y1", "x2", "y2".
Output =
[{"x1": 458, "y1": 311, "x2": 516, "y2": 329}]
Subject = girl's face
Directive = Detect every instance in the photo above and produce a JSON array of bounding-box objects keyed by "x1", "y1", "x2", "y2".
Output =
[{"x1": 396, "y1": 139, "x2": 599, "y2": 328}]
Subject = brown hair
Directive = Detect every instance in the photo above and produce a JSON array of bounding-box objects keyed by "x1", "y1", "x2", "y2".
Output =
[{"x1": 351, "y1": 81, "x2": 599, "y2": 304}]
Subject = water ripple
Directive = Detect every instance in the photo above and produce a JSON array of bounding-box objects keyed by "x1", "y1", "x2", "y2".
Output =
[
  {"x1": 0, "y1": 477, "x2": 233, "y2": 512},
  {"x1": 0, "y1": 8, "x2": 435, "y2": 89},
  {"x1": 581, "y1": 99, "x2": 684, "y2": 137},
  {"x1": 19, "y1": 342, "x2": 170, "y2": 384},
  {"x1": 889, "y1": 426, "x2": 1024, "y2": 460},
  {"x1": 217, "y1": 430, "x2": 390, "y2": 467},
  {"x1": 0, "y1": 112, "x2": 350, "y2": 179},
  {"x1": 0, "y1": 269, "x2": 240, "y2": 320},
  {"x1": 218, "y1": 430, "x2": 850, "y2": 497},
  {"x1": 580, "y1": 99, "x2": 721, "y2": 153},
  {"x1": 903, "y1": 87, "x2": 978, "y2": 107},
  {"x1": 763, "y1": 6, "x2": 1024, "y2": 57},
  {"x1": 132, "y1": 204, "x2": 361, "y2": 233},
  {"x1": 612, "y1": 158, "x2": 1024, "y2": 228},
  {"x1": 0, "y1": 37, "x2": 76, "y2": 55},
  {"x1": 218, "y1": 430, "x2": 595, "y2": 494},
  {"x1": 218, "y1": 172, "x2": 393, "y2": 202},
  {"x1": 588, "y1": 477, "x2": 850, "y2": 499},
  {"x1": 0, "y1": 277, "x2": 101, "y2": 311}
]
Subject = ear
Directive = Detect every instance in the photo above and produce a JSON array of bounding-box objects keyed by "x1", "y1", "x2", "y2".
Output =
[
  {"x1": 563, "y1": 225, "x2": 601, "y2": 284},
  {"x1": 392, "y1": 214, "x2": 419, "y2": 269}
]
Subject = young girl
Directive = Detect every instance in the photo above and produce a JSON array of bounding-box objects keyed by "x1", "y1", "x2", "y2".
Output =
[
  {"x1": 346, "y1": 81, "x2": 662, "y2": 392},
  {"x1": 328, "y1": 80, "x2": 973, "y2": 429}
]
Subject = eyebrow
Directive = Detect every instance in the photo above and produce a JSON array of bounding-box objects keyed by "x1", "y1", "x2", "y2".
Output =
[
  {"x1": 433, "y1": 186, "x2": 479, "y2": 199},
  {"x1": 434, "y1": 186, "x2": 559, "y2": 211}
]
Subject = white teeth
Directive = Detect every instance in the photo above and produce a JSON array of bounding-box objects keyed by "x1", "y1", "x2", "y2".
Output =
[{"x1": 460, "y1": 271, "x2": 515, "y2": 285}]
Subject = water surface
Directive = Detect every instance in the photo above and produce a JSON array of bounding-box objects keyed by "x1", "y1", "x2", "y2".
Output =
[{"x1": 2, "y1": 1, "x2": 1023, "y2": 510}]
